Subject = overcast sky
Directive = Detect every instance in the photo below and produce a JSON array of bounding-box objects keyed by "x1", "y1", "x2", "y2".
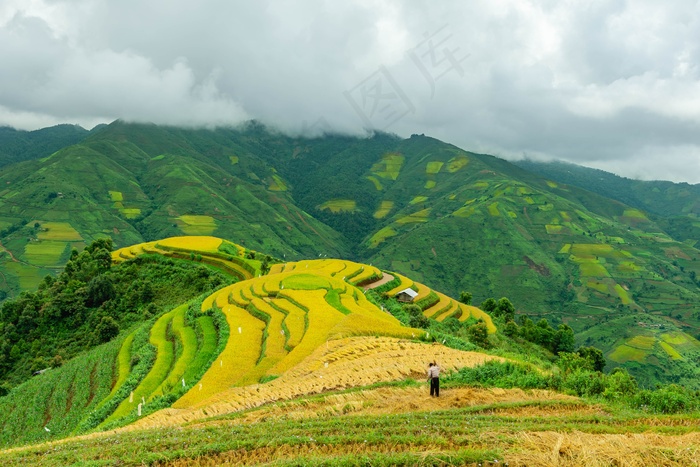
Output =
[{"x1": 1, "y1": 0, "x2": 700, "y2": 183}]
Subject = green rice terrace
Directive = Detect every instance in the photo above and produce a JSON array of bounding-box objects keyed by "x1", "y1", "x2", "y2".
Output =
[{"x1": 0, "y1": 235, "x2": 698, "y2": 466}]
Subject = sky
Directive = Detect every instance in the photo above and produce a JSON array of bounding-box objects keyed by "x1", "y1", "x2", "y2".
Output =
[{"x1": 1, "y1": 0, "x2": 700, "y2": 184}]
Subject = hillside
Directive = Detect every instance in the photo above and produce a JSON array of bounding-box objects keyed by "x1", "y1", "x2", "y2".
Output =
[
  {"x1": 0, "y1": 122, "x2": 699, "y2": 388},
  {"x1": 0, "y1": 236, "x2": 698, "y2": 466},
  {"x1": 0, "y1": 236, "x2": 498, "y2": 447},
  {"x1": 514, "y1": 159, "x2": 700, "y2": 245},
  {"x1": 0, "y1": 124, "x2": 90, "y2": 168}
]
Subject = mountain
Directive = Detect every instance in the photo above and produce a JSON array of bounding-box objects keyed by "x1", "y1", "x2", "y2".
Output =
[
  {"x1": 0, "y1": 121, "x2": 699, "y2": 388},
  {"x1": 0, "y1": 124, "x2": 90, "y2": 168},
  {"x1": 514, "y1": 159, "x2": 700, "y2": 245}
]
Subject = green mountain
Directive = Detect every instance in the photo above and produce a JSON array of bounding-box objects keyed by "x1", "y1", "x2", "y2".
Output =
[
  {"x1": 514, "y1": 159, "x2": 700, "y2": 245},
  {"x1": 0, "y1": 121, "x2": 699, "y2": 388},
  {"x1": 0, "y1": 124, "x2": 91, "y2": 168}
]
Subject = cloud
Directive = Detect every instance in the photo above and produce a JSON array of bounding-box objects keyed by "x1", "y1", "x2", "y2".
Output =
[{"x1": 1, "y1": 0, "x2": 699, "y2": 183}]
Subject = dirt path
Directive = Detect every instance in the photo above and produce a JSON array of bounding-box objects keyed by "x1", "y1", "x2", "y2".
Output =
[
  {"x1": 0, "y1": 240, "x2": 19, "y2": 262},
  {"x1": 363, "y1": 272, "x2": 394, "y2": 291}
]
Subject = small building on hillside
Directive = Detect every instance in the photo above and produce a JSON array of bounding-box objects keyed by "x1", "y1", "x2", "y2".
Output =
[{"x1": 395, "y1": 288, "x2": 418, "y2": 303}]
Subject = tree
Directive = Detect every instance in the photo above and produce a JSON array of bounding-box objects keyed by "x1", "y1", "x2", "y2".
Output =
[
  {"x1": 496, "y1": 297, "x2": 515, "y2": 321},
  {"x1": 459, "y1": 291, "x2": 472, "y2": 305},
  {"x1": 503, "y1": 320, "x2": 519, "y2": 338},
  {"x1": 93, "y1": 316, "x2": 119, "y2": 344},
  {"x1": 480, "y1": 298, "x2": 497, "y2": 313},
  {"x1": 554, "y1": 324, "x2": 575, "y2": 354},
  {"x1": 577, "y1": 346, "x2": 606, "y2": 372},
  {"x1": 86, "y1": 275, "x2": 115, "y2": 307},
  {"x1": 404, "y1": 304, "x2": 429, "y2": 329}
]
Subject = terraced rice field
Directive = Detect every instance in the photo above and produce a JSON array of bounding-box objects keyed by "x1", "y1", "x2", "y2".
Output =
[
  {"x1": 173, "y1": 268, "x2": 424, "y2": 411},
  {"x1": 112, "y1": 236, "x2": 257, "y2": 280},
  {"x1": 175, "y1": 215, "x2": 217, "y2": 235},
  {"x1": 317, "y1": 199, "x2": 357, "y2": 213},
  {"x1": 36, "y1": 222, "x2": 82, "y2": 241},
  {"x1": 132, "y1": 336, "x2": 500, "y2": 429},
  {"x1": 368, "y1": 226, "x2": 397, "y2": 248},
  {"x1": 370, "y1": 153, "x2": 405, "y2": 180},
  {"x1": 396, "y1": 208, "x2": 431, "y2": 224},
  {"x1": 268, "y1": 174, "x2": 288, "y2": 191},
  {"x1": 10, "y1": 237, "x2": 501, "y2": 448},
  {"x1": 425, "y1": 161, "x2": 444, "y2": 174},
  {"x1": 446, "y1": 154, "x2": 469, "y2": 172},
  {"x1": 23, "y1": 241, "x2": 67, "y2": 266},
  {"x1": 374, "y1": 201, "x2": 394, "y2": 219}
]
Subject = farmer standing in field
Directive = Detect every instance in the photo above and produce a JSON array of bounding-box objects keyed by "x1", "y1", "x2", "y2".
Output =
[{"x1": 428, "y1": 362, "x2": 440, "y2": 397}]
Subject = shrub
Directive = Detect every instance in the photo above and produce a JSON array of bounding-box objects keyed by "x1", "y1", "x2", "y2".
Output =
[
  {"x1": 467, "y1": 321, "x2": 489, "y2": 348},
  {"x1": 603, "y1": 368, "x2": 638, "y2": 400},
  {"x1": 632, "y1": 385, "x2": 696, "y2": 414},
  {"x1": 446, "y1": 360, "x2": 548, "y2": 389},
  {"x1": 562, "y1": 369, "x2": 605, "y2": 397}
]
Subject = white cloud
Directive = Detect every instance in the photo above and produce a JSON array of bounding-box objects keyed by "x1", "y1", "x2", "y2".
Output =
[{"x1": 1, "y1": 0, "x2": 699, "y2": 183}]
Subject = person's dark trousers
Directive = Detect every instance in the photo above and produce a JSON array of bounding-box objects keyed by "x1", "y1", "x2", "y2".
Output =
[{"x1": 430, "y1": 377, "x2": 440, "y2": 397}]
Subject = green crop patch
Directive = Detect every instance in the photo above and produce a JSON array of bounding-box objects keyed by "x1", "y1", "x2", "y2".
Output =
[
  {"x1": 424, "y1": 180, "x2": 436, "y2": 189},
  {"x1": 373, "y1": 201, "x2": 394, "y2": 219},
  {"x1": 570, "y1": 244, "x2": 615, "y2": 258},
  {"x1": 488, "y1": 202, "x2": 500, "y2": 216},
  {"x1": 109, "y1": 191, "x2": 123, "y2": 202},
  {"x1": 366, "y1": 176, "x2": 383, "y2": 191},
  {"x1": 120, "y1": 208, "x2": 141, "y2": 219},
  {"x1": 579, "y1": 261, "x2": 610, "y2": 277},
  {"x1": 281, "y1": 274, "x2": 331, "y2": 290},
  {"x1": 5, "y1": 262, "x2": 44, "y2": 290},
  {"x1": 396, "y1": 208, "x2": 431, "y2": 224},
  {"x1": 24, "y1": 241, "x2": 67, "y2": 266},
  {"x1": 268, "y1": 174, "x2": 288, "y2": 192},
  {"x1": 371, "y1": 153, "x2": 404, "y2": 180},
  {"x1": 661, "y1": 332, "x2": 700, "y2": 351},
  {"x1": 368, "y1": 226, "x2": 397, "y2": 248},
  {"x1": 660, "y1": 341, "x2": 683, "y2": 360},
  {"x1": 175, "y1": 215, "x2": 217, "y2": 235},
  {"x1": 628, "y1": 335, "x2": 655, "y2": 350},
  {"x1": 446, "y1": 154, "x2": 469, "y2": 172},
  {"x1": 559, "y1": 244, "x2": 571, "y2": 254},
  {"x1": 614, "y1": 284, "x2": 631, "y2": 304},
  {"x1": 586, "y1": 280, "x2": 609, "y2": 294},
  {"x1": 409, "y1": 196, "x2": 428, "y2": 205},
  {"x1": 229, "y1": 155, "x2": 239, "y2": 164},
  {"x1": 472, "y1": 181, "x2": 489, "y2": 190},
  {"x1": 623, "y1": 209, "x2": 648, "y2": 220},
  {"x1": 546, "y1": 224, "x2": 564, "y2": 234},
  {"x1": 425, "y1": 161, "x2": 444, "y2": 174},
  {"x1": 452, "y1": 206, "x2": 476, "y2": 218},
  {"x1": 36, "y1": 222, "x2": 82, "y2": 241},
  {"x1": 609, "y1": 344, "x2": 647, "y2": 363},
  {"x1": 318, "y1": 199, "x2": 358, "y2": 213}
]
